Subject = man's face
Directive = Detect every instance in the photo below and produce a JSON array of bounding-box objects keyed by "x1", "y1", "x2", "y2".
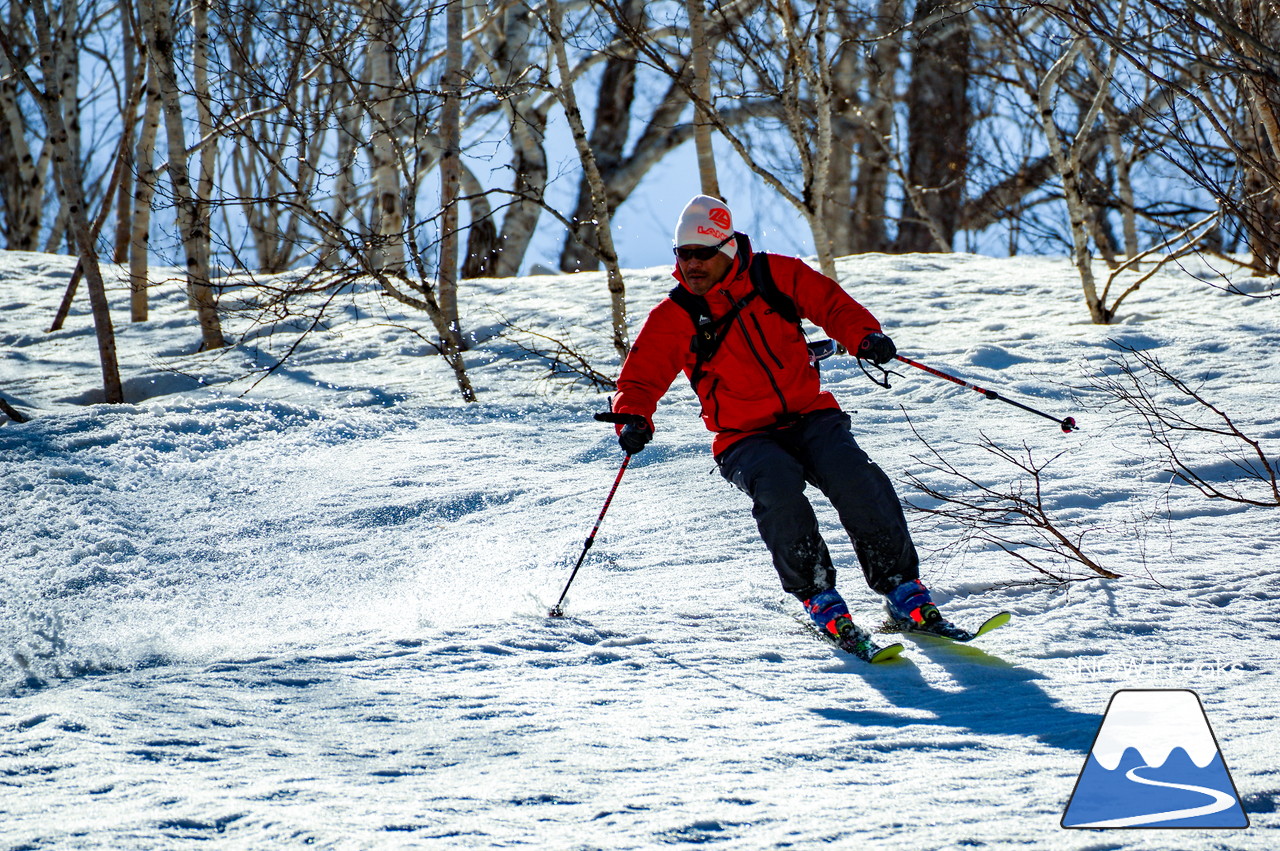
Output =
[{"x1": 676, "y1": 248, "x2": 734, "y2": 296}]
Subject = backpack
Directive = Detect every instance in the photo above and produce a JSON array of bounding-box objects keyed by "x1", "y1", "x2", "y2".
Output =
[{"x1": 667, "y1": 233, "x2": 802, "y2": 388}]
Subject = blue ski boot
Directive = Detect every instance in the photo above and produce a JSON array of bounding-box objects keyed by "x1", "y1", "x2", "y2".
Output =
[
  {"x1": 803, "y1": 589, "x2": 901, "y2": 662},
  {"x1": 884, "y1": 580, "x2": 970, "y2": 640}
]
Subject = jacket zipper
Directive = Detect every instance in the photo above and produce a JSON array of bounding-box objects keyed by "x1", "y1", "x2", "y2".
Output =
[
  {"x1": 733, "y1": 311, "x2": 789, "y2": 415},
  {"x1": 705, "y1": 377, "x2": 722, "y2": 429},
  {"x1": 750, "y1": 313, "x2": 786, "y2": 369}
]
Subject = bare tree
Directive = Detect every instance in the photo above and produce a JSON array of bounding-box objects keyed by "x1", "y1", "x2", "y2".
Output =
[
  {"x1": 140, "y1": 0, "x2": 225, "y2": 350},
  {"x1": 365, "y1": 0, "x2": 407, "y2": 273},
  {"x1": 895, "y1": 0, "x2": 971, "y2": 253},
  {"x1": 0, "y1": 7, "x2": 48, "y2": 251},
  {"x1": 437, "y1": 0, "x2": 464, "y2": 341},
  {"x1": 0, "y1": 0, "x2": 124, "y2": 403},
  {"x1": 686, "y1": 0, "x2": 720, "y2": 198},
  {"x1": 543, "y1": 0, "x2": 630, "y2": 357},
  {"x1": 1037, "y1": 29, "x2": 1120, "y2": 323},
  {"x1": 469, "y1": 2, "x2": 550, "y2": 278},
  {"x1": 903, "y1": 421, "x2": 1122, "y2": 582},
  {"x1": 558, "y1": 0, "x2": 644, "y2": 274},
  {"x1": 1042, "y1": 0, "x2": 1280, "y2": 275},
  {"x1": 608, "y1": 0, "x2": 847, "y2": 275},
  {"x1": 1094, "y1": 344, "x2": 1279, "y2": 508},
  {"x1": 128, "y1": 39, "x2": 162, "y2": 322}
]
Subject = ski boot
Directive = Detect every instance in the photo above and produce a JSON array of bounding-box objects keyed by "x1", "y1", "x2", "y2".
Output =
[
  {"x1": 804, "y1": 589, "x2": 902, "y2": 662},
  {"x1": 884, "y1": 580, "x2": 971, "y2": 641}
]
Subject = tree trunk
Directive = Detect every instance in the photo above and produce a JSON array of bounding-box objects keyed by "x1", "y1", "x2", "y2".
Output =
[
  {"x1": 0, "y1": 21, "x2": 46, "y2": 251},
  {"x1": 0, "y1": 391, "x2": 29, "y2": 423},
  {"x1": 366, "y1": 0, "x2": 406, "y2": 273},
  {"x1": 129, "y1": 54, "x2": 162, "y2": 323},
  {"x1": 896, "y1": 0, "x2": 970, "y2": 253},
  {"x1": 849, "y1": 0, "x2": 903, "y2": 254},
  {"x1": 1039, "y1": 39, "x2": 1109, "y2": 323},
  {"x1": 192, "y1": 0, "x2": 218, "y2": 276},
  {"x1": 687, "y1": 0, "x2": 720, "y2": 200},
  {"x1": 546, "y1": 0, "x2": 629, "y2": 356},
  {"x1": 558, "y1": 0, "x2": 642, "y2": 273},
  {"x1": 460, "y1": 161, "x2": 498, "y2": 278},
  {"x1": 475, "y1": 4, "x2": 547, "y2": 278},
  {"x1": 16, "y1": 0, "x2": 124, "y2": 403},
  {"x1": 437, "y1": 0, "x2": 464, "y2": 342},
  {"x1": 114, "y1": 0, "x2": 139, "y2": 264},
  {"x1": 142, "y1": 0, "x2": 224, "y2": 349}
]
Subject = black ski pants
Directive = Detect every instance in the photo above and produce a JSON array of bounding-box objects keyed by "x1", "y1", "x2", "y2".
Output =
[{"x1": 716, "y1": 409, "x2": 920, "y2": 600}]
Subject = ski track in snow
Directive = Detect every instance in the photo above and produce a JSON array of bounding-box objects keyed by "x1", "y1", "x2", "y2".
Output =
[{"x1": 1, "y1": 250, "x2": 1277, "y2": 848}]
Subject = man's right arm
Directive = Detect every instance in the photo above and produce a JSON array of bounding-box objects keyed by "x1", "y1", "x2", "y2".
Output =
[{"x1": 610, "y1": 299, "x2": 691, "y2": 434}]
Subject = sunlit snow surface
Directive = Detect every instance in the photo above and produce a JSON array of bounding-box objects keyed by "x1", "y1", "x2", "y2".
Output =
[{"x1": 2, "y1": 250, "x2": 1278, "y2": 848}]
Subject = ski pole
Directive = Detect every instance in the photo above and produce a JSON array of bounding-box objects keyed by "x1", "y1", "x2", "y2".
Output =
[
  {"x1": 893, "y1": 354, "x2": 1079, "y2": 433},
  {"x1": 548, "y1": 453, "x2": 631, "y2": 618}
]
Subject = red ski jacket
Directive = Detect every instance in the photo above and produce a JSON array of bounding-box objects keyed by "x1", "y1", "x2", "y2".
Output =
[{"x1": 612, "y1": 244, "x2": 883, "y2": 457}]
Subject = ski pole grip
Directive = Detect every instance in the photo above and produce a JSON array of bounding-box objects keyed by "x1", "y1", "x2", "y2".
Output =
[{"x1": 594, "y1": 412, "x2": 648, "y2": 428}]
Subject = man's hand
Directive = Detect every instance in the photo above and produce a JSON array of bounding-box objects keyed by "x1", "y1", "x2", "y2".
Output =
[
  {"x1": 594, "y1": 412, "x2": 654, "y2": 455},
  {"x1": 857, "y1": 332, "x2": 897, "y2": 365}
]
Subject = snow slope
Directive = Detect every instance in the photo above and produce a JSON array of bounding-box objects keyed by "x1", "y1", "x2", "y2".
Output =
[{"x1": 2, "y1": 248, "x2": 1278, "y2": 849}]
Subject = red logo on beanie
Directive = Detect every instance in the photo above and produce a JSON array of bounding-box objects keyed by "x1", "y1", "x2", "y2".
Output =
[{"x1": 708, "y1": 208, "x2": 731, "y2": 229}]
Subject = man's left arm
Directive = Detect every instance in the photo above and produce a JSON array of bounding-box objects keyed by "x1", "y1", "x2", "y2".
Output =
[{"x1": 772, "y1": 255, "x2": 884, "y2": 355}]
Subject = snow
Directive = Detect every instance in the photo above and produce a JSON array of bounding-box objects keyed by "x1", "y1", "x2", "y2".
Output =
[{"x1": 2, "y1": 248, "x2": 1278, "y2": 848}]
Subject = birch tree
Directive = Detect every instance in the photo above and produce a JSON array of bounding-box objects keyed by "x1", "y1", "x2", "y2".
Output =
[
  {"x1": 437, "y1": 0, "x2": 464, "y2": 340},
  {"x1": 558, "y1": 0, "x2": 644, "y2": 273},
  {"x1": 1045, "y1": 0, "x2": 1280, "y2": 276},
  {"x1": 128, "y1": 41, "x2": 162, "y2": 322},
  {"x1": 470, "y1": 3, "x2": 551, "y2": 278},
  {"x1": 1040, "y1": 39, "x2": 1100, "y2": 320},
  {"x1": 686, "y1": 0, "x2": 720, "y2": 199},
  {"x1": 544, "y1": 0, "x2": 630, "y2": 356},
  {"x1": 366, "y1": 0, "x2": 407, "y2": 273},
  {"x1": 0, "y1": 0, "x2": 124, "y2": 403},
  {"x1": 0, "y1": 11, "x2": 47, "y2": 252},
  {"x1": 140, "y1": 0, "x2": 225, "y2": 349},
  {"x1": 896, "y1": 0, "x2": 971, "y2": 253}
]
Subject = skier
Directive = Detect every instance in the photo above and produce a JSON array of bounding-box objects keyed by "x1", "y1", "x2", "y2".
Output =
[{"x1": 606, "y1": 195, "x2": 948, "y2": 659}]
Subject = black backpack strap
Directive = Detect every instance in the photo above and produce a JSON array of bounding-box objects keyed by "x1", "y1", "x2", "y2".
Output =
[
  {"x1": 666, "y1": 235, "x2": 803, "y2": 387},
  {"x1": 747, "y1": 253, "x2": 801, "y2": 325},
  {"x1": 668, "y1": 283, "x2": 757, "y2": 389}
]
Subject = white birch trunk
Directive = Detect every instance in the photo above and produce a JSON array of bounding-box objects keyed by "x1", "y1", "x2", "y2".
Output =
[
  {"x1": 686, "y1": 0, "x2": 720, "y2": 199},
  {"x1": 779, "y1": 0, "x2": 837, "y2": 278},
  {"x1": 437, "y1": 0, "x2": 464, "y2": 342},
  {"x1": 0, "y1": 42, "x2": 46, "y2": 250},
  {"x1": 546, "y1": 0, "x2": 629, "y2": 356},
  {"x1": 1039, "y1": 37, "x2": 1117, "y2": 323},
  {"x1": 193, "y1": 0, "x2": 218, "y2": 275},
  {"x1": 129, "y1": 52, "x2": 162, "y2": 323},
  {"x1": 366, "y1": 0, "x2": 405, "y2": 273},
  {"x1": 23, "y1": 0, "x2": 124, "y2": 402},
  {"x1": 143, "y1": 0, "x2": 225, "y2": 349}
]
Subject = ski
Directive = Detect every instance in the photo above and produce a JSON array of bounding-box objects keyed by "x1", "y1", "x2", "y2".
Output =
[
  {"x1": 882, "y1": 611, "x2": 1012, "y2": 644},
  {"x1": 795, "y1": 615, "x2": 905, "y2": 663}
]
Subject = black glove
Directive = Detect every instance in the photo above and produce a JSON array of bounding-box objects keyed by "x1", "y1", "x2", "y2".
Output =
[
  {"x1": 857, "y1": 332, "x2": 897, "y2": 365},
  {"x1": 594, "y1": 412, "x2": 653, "y2": 455},
  {"x1": 619, "y1": 420, "x2": 653, "y2": 455}
]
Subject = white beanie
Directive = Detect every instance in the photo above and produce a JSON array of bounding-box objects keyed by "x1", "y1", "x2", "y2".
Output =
[{"x1": 674, "y1": 195, "x2": 737, "y2": 258}]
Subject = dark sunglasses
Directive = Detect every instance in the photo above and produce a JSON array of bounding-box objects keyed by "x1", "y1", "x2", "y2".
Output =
[{"x1": 673, "y1": 234, "x2": 734, "y2": 261}]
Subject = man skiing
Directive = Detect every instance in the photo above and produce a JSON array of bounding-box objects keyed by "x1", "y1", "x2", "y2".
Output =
[{"x1": 605, "y1": 195, "x2": 947, "y2": 661}]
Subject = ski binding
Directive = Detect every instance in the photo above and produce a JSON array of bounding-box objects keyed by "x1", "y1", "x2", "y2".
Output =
[{"x1": 884, "y1": 610, "x2": 1012, "y2": 643}]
